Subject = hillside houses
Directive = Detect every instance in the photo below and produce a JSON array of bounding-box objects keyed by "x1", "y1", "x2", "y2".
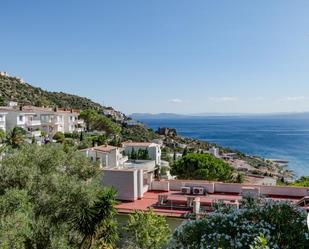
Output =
[{"x1": 0, "y1": 102, "x2": 85, "y2": 138}]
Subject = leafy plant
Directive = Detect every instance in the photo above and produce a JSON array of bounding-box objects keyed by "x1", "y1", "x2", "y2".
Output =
[{"x1": 124, "y1": 209, "x2": 171, "y2": 249}]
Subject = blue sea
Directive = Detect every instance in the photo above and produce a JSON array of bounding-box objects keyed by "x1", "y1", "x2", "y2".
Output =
[{"x1": 138, "y1": 115, "x2": 309, "y2": 177}]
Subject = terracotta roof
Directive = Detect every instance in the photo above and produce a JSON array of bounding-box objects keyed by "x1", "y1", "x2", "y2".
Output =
[
  {"x1": 81, "y1": 145, "x2": 118, "y2": 153},
  {"x1": 122, "y1": 141, "x2": 153, "y2": 147}
]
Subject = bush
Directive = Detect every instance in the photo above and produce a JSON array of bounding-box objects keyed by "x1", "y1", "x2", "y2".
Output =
[
  {"x1": 53, "y1": 131, "x2": 65, "y2": 143},
  {"x1": 168, "y1": 200, "x2": 309, "y2": 249}
]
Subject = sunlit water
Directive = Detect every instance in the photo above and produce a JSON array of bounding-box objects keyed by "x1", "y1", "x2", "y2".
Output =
[{"x1": 139, "y1": 115, "x2": 309, "y2": 177}]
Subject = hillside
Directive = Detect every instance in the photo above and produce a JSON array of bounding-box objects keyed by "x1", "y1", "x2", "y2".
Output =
[
  {"x1": 0, "y1": 73, "x2": 159, "y2": 142},
  {"x1": 0, "y1": 74, "x2": 105, "y2": 111}
]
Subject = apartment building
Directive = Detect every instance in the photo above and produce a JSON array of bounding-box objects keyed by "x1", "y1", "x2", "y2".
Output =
[
  {"x1": 0, "y1": 104, "x2": 85, "y2": 137},
  {"x1": 3, "y1": 108, "x2": 42, "y2": 137}
]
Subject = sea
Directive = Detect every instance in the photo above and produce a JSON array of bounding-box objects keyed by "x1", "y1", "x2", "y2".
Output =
[{"x1": 138, "y1": 114, "x2": 309, "y2": 177}]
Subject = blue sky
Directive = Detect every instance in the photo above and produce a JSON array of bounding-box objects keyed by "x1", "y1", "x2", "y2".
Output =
[{"x1": 1, "y1": 0, "x2": 309, "y2": 114}]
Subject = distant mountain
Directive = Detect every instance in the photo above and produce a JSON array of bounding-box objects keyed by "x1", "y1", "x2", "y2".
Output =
[
  {"x1": 130, "y1": 113, "x2": 188, "y2": 120},
  {"x1": 131, "y1": 112, "x2": 309, "y2": 120}
]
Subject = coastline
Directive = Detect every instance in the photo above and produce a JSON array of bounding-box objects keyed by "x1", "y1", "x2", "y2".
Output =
[{"x1": 138, "y1": 117, "x2": 306, "y2": 180}]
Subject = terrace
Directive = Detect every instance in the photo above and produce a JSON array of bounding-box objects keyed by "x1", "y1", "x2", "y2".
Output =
[{"x1": 115, "y1": 180, "x2": 309, "y2": 217}]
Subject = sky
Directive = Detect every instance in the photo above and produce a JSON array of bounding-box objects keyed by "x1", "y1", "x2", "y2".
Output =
[{"x1": 1, "y1": 0, "x2": 309, "y2": 114}]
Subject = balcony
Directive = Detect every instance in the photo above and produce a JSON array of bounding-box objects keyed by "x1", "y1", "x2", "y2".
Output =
[
  {"x1": 27, "y1": 120, "x2": 41, "y2": 126},
  {"x1": 75, "y1": 119, "x2": 84, "y2": 125},
  {"x1": 75, "y1": 127, "x2": 84, "y2": 132}
]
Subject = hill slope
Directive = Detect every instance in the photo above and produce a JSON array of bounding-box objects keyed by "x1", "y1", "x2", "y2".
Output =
[{"x1": 0, "y1": 75, "x2": 104, "y2": 111}]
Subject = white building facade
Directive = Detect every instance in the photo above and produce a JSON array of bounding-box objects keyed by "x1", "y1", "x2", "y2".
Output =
[
  {"x1": 0, "y1": 104, "x2": 85, "y2": 137},
  {"x1": 80, "y1": 145, "x2": 128, "y2": 169},
  {"x1": 80, "y1": 144, "x2": 158, "y2": 201}
]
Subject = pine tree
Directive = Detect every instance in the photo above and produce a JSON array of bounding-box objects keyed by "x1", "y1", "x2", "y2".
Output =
[
  {"x1": 131, "y1": 148, "x2": 137, "y2": 160},
  {"x1": 182, "y1": 147, "x2": 188, "y2": 157}
]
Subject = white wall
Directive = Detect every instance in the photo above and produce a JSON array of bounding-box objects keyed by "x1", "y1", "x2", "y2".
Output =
[
  {"x1": 0, "y1": 113, "x2": 6, "y2": 131},
  {"x1": 102, "y1": 170, "x2": 138, "y2": 201},
  {"x1": 102, "y1": 169, "x2": 145, "y2": 201},
  {"x1": 167, "y1": 180, "x2": 309, "y2": 197}
]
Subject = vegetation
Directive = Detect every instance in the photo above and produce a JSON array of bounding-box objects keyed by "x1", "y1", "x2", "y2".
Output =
[
  {"x1": 0, "y1": 144, "x2": 118, "y2": 249},
  {"x1": 291, "y1": 176, "x2": 309, "y2": 187},
  {"x1": 53, "y1": 131, "x2": 66, "y2": 143},
  {"x1": 0, "y1": 129, "x2": 5, "y2": 143},
  {"x1": 168, "y1": 200, "x2": 309, "y2": 249},
  {"x1": 124, "y1": 209, "x2": 171, "y2": 249},
  {"x1": 249, "y1": 234, "x2": 270, "y2": 249},
  {"x1": 128, "y1": 148, "x2": 150, "y2": 160},
  {"x1": 80, "y1": 109, "x2": 121, "y2": 136},
  {"x1": 0, "y1": 75, "x2": 105, "y2": 111},
  {"x1": 121, "y1": 125, "x2": 158, "y2": 142},
  {"x1": 171, "y1": 153, "x2": 233, "y2": 181},
  {"x1": 5, "y1": 126, "x2": 27, "y2": 148}
]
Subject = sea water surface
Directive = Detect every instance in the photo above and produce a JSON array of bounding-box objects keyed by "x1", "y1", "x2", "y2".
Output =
[{"x1": 138, "y1": 115, "x2": 309, "y2": 176}]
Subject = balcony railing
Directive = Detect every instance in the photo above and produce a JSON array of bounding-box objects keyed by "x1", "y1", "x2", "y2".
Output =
[
  {"x1": 74, "y1": 119, "x2": 84, "y2": 125},
  {"x1": 27, "y1": 120, "x2": 41, "y2": 126}
]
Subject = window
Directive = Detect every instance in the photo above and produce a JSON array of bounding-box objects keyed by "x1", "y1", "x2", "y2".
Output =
[{"x1": 19, "y1": 115, "x2": 23, "y2": 122}]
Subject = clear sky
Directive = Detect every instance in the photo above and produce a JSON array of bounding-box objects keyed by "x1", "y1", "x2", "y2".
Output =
[{"x1": 1, "y1": 0, "x2": 309, "y2": 114}]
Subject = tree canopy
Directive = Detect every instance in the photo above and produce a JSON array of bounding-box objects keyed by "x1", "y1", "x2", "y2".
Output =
[
  {"x1": 171, "y1": 153, "x2": 233, "y2": 181},
  {"x1": 0, "y1": 144, "x2": 118, "y2": 249},
  {"x1": 80, "y1": 109, "x2": 121, "y2": 136},
  {"x1": 124, "y1": 209, "x2": 171, "y2": 249}
]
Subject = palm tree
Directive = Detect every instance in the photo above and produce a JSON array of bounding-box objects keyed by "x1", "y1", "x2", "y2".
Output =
[
  {"x1": 6, "y1": 127, "x2": 27, "y2": 148},
  {"x1": 70, "y1": 188, "x2": 118, "y2": 249}
]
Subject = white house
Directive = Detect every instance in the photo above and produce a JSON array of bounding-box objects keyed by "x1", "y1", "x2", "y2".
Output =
[
  {"x1": 209, "y1": 147, "x2": 220, "y2": 158},
  {"x1": 80, "y1": 144, "x2": 158, "y2": 201},
  {"x1": 80, "y1": 145, "x2": 128, "y2": 169},
  {"x1": 122, "y1": 141, "x2": 161, "y2": 165}
]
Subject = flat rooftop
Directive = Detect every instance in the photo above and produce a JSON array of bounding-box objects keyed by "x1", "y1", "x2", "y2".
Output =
[{"x1": 115, "y1": 190, "x2": 308, "y2": 218}]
